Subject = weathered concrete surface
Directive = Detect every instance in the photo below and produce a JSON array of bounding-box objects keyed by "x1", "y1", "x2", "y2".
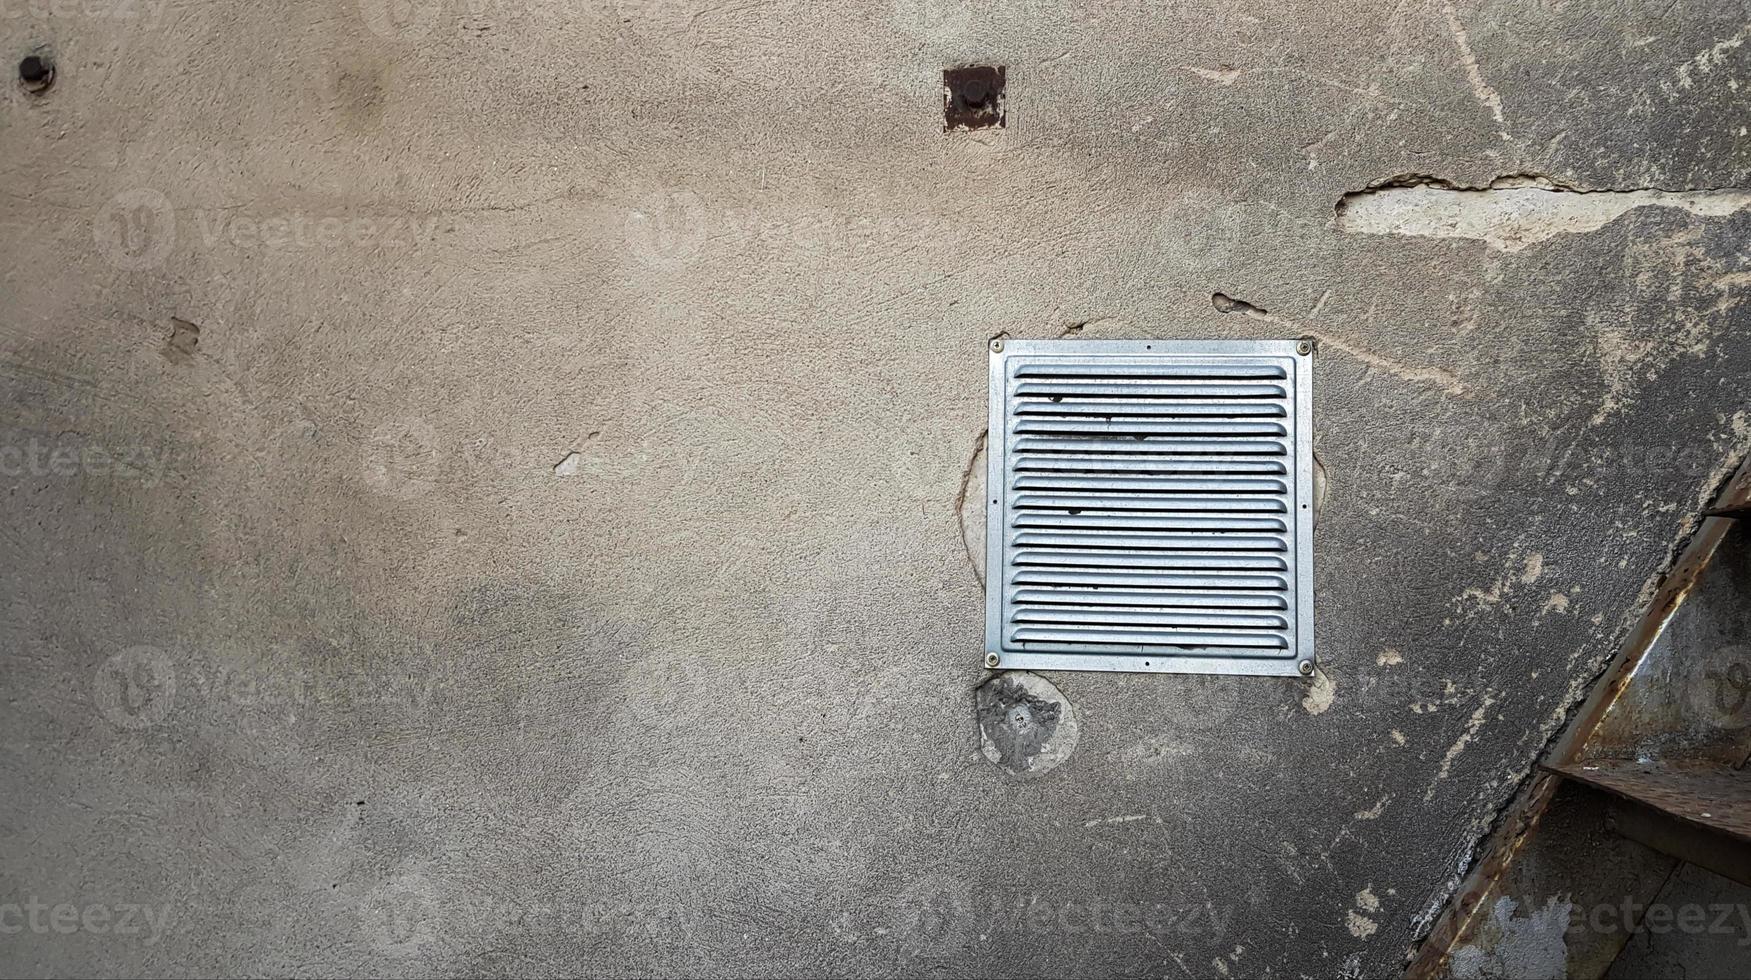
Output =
[
  {"x1": 1606, "y1": 864, "x2": 1751, "y2": 979},
  {"x1": 2, "y1": 0, "x2": 1749, "y2": 976}
]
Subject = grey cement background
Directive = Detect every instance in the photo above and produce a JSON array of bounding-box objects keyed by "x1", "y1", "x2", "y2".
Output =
[{"x1": 3, "y1": 0, "x2": 1751, "y2": 976}]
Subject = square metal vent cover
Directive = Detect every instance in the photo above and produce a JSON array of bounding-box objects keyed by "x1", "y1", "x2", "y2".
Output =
[{"x1": 984, "y1": 339, "x2": 1313, "y2": 676}]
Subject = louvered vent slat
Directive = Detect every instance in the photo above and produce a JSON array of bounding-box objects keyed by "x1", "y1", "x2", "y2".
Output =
[{"x1": 985, "y1": 340, "x2": 1314, "y2": 676}]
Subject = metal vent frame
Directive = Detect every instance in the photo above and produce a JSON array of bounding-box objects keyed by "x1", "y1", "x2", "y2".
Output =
[{"x1": 984, "y1": 338, "x2": 1314, "y2": 676}]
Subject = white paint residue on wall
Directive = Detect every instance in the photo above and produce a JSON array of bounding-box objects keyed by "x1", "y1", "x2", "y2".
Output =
[
  {"x1": 1426, "y1": 691, "x2": 1498, "y2": 799},
  {"x1": 1441, "y1": 1, "x2": 1509, "y2": 136},
  {"x1": 1302, "y1": 666, "x2": 1337, "y2": 715}
]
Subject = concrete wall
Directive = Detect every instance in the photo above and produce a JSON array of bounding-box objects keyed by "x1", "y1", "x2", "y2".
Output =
[{"x1": 3, "y1": 0, "x2": 1750, "y2": 975}]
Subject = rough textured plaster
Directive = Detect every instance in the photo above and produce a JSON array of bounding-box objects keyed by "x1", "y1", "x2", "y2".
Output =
[{"x1": 3, "y1": 0, "x2": 1751, "y2": 977}]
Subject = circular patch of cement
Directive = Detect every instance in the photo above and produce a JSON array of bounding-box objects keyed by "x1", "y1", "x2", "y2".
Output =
[{"x1": 976, "y1": 671, "x2": 1078, "y2": 777}]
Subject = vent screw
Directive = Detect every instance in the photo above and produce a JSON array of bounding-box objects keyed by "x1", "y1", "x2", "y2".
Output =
[
  {"x1": 1298, "y1": 659, "x2": 1314, "y2": 676},
  {"x1": 984, "y1": 652, "x2": 1000, "y2": 668},
  {"x1": 1296, "y1": 339, "x2": 1313, "y2": 355},
  {"x1": 989, "y1": 338, "x2": 1004, "y2": 352}
]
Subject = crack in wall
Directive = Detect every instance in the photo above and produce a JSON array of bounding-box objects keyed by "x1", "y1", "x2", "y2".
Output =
[
  {"x1": 1210, "y1": 292, "x2": 1467, "y2": 396},
  {"x1": 954, "y1": 429, "x2": 988, "y2": 590},
  {"x1": 1336, "y1": 174, "x2": 1751, "y2": 252}
]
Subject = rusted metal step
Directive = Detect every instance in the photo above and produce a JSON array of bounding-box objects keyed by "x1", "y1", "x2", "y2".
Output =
[{"x1": 1543, "y1": 759, "x2": 1751, "y2": 886}]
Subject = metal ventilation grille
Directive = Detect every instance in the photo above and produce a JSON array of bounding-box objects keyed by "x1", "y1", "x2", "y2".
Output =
[{"x1": 984, "y1": 339, "x2": 1313, "y2": 676}]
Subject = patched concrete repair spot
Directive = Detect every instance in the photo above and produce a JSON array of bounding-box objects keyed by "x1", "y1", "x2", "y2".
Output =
[
  {"x1": 1335, "y1": 174, "x2": 1751, "y2": 252},
  {"x1": 976, "y1": 671, "x2": 1078, "y2": 777}
]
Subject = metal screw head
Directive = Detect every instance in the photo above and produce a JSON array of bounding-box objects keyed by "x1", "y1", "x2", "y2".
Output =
[
  {"x1": 1298, "y1": 659, "x2": 1314, "y2": 677},
  {"x1": 1297, "y1": 339, "x2": 1313, "y2": 355},
  {"x1": 990, "y1": 338, "x2": 1004, "y2": 353},
  {"x1": 984, "y1": 652, "x2": 1000, "y2": 668},
  {"x1": 18, "y1": 54, "x2": 53, "y2": 93}
]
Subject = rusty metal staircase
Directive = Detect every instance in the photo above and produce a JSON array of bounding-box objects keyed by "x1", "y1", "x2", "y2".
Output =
[{"x1": 1407, "y1": 460, "x2": 1751, "y2": 979}]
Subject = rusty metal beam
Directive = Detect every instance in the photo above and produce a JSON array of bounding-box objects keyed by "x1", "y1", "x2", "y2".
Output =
[
  {"x1": 1546, "y1": 759, "x2": 1751, "y2": 845},
  {"x1": 1606, "y1": 798, "x2": 1751, "y2": 889}
]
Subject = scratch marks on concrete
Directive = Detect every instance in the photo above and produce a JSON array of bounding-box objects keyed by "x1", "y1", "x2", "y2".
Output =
[
  {"x1": 1427, "y1": 690, "x2": 1499, "y2": 800},
  {"x1": 1336, "y1": 175, "x2": 1751, "y2": 252},
  {"x1": 1082, "y1": 813, "x2": 1151, "y2": 828},
  {"x1": 1674, "y1": 25, "x2": 1751, "y2": 90},
  {"x1": 1305, "y1": 329, "x2": 1468, "y2": 396},
  {"x1": 1440, "y1": 2, "x2": 1509, "y2": 140},
  {"x1": 1181, "y1": 65, "x2": 1242, "y2": 86},
  {"x1": 1209, "y1": 291, "x2": 1467, "y2": 396}
]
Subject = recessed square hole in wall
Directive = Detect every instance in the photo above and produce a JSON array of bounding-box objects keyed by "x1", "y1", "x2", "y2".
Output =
[{"x1": 944, "y1": 65, "x2": 1005, "y2": 131}]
